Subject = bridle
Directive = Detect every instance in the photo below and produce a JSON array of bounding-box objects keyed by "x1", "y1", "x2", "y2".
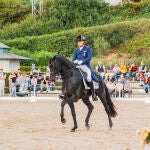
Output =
[{"x1": 49, "y1": 60, "x2": 75, "y2": 78}]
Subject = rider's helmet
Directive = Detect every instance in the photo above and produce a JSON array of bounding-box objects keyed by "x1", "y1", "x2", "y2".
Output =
[{"x1": 76, "y1": 35, "x2": 86, "y2": 42}]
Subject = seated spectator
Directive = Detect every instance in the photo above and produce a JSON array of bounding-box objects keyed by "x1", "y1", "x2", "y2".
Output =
[
  {"x1": 95, "y1": 61, "x2": 105, "y2": 79},
  {"x1": 113, "y1": 64, "x2": 120, "y2": 81},
  {"x1": 123, "y1": 77, "x2": 132, "y2": 97},
  {"x1": 106, "y1": 79, "x2": 116, "y2": 97},
  {"x1": 30, "y1": 76, "x2": 37, "y2": 92},
  {"x1": 40, "y1": 75, "x2": 49, "y2": 92},
  {"x1": 137, "y1": 71, "x2": 145, "y2": 86},
  {"x1": 49, "y1": 79, "x2": 56, "y2": 91},
  {"x1": 115, "y1": 79, "x2": 124, "y2": 97},
  {"x1": 119, "y1": 62, "x2": 127, "y2": 76},
  {"x1": 120, "y1": 74, "x2": 126, "y2": 86},
  {"x1": 138, "y1": 61, "x2": 147, "y2": 76},
  {"x1": 105, "y1": 61, "x2": 114, "y2": 80},
  {"x1": 129, "y1": 62, "x2": 138, "y2": 80},
  {"x1": 144, "y1": 75, "x2": 150, "y2": 93},
  {"x1": 18, "y1": 74, "x2": 28, "y2": 92},
  {"x1": 9, "y1": 71, "x2": 17, "y2": 97}
]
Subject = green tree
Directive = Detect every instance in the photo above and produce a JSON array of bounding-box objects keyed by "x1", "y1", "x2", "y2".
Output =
[{"x1": 93, "y1": 36, "x2": 110, "y2": 56}]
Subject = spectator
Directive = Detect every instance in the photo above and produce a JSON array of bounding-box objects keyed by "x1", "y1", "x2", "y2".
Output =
[
  {"x1": 37, "y1": 68, "x2": 43, "y2": 84},
  {"x1": 113, "y1": 64, "x2": 120, "y2": 81},
  {"x1": 138, "y1": 61, "x2": 147, "y2": 76},
  {"x1": 40, "y1": 75, "x2": 49, "y2": 92},
  {"x1": 129, "y1": 62, "x2": 138, "y2": 80},
  {"x1": 144, "y1": 75, "x2": 150, "y2": 93},
  {"x1": 106, "y1": 79, "x2": 116, "y2": 97},
  {"x1": 119, "y1": 62, "x2": 127, "y2": 76},
  {"x1": 137, "y1": 71, "x2": 145, "y2": 86},
  {"x1": 115, "y1": 79, "x2": 124, "y2": 97},
  {"x1": 105, "y1": 61, "x2": 114, "y2": 80},
  {"x1": 19, "y1": 74, "x2": 28, "y2": 92},
  {"x1": 95, "y1": 61, "x2": 105, "y2": 79},
  {"x1": 0, "y1": 68, "x2": 6, "y2": 96},
  {"x1": 37, "y1": 68, "x2": 42, "y2": 77},
  {"x1": 30, "y1": 76, "x2": 37, "y2": 92},
  {"x1": 9, "y1": 71, "x2": 17, "y2": 97},
  {"x1": 120, "y1": 74, "x2": 126, "y2": 86},
  {"x1": 49, "y1": 79, "x2": 56, "y2": 91},
  {"x1": 123, "y1": 77, "x2": 132, "y2": 97}
]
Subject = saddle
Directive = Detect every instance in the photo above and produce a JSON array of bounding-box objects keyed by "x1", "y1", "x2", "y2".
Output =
[{"x1": 76, "y1": 67, "x2": 99, "y2": 90}]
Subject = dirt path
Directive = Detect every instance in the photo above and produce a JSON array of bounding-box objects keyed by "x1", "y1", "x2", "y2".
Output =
[{"x1": 0, "y1": 100, "x2": 149, "y2": 150}]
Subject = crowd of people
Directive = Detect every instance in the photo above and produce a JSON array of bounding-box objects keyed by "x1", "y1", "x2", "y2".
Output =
[
  {"x1": 0, "y1": 60, "x2": 150, "y2": 98},
  {"x1": 3, "y1": 67, "x2": 55, "y2": 97},
  {"x1": 95, "y1": 61, "x2": 150, "y2": 97}
]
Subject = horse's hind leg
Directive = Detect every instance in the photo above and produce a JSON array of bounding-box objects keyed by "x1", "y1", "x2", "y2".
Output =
[
  {"x1": 82, "y1": 97, "x2": 94, "y2": 129},
  {"x1": 68, "y1": 102, "x2": 78, "y2": 132},
  {"x1": 60, "y1": 100, "x2": 67, "y2": 124},
  {"x1": 97, "y1": 93, "x2": 113, "y2": 129}
]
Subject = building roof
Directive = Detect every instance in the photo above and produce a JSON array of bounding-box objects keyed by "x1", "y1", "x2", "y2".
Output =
[
  {"x1": 0, "y1": 52, "x2": 32, "y2": 60},
  {"x1": 0, "y1": 42, "x2": 10, "y2": 49}
]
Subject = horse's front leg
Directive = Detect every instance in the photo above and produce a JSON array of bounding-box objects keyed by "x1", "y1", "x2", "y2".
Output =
[
  {"x1": 60, "y1": 100, "x2": 67, "y2": 124},
  {"x1": 68, "y1": 102, "x2": 78, "y2": 132},
  {"x1": 82, "y1": 97, "x2": 94, "y2": 129}
]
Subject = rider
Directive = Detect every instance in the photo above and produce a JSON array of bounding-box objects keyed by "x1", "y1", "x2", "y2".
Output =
[{"x1": 72, "y1": 35, "x2": 98, "y2": 101}]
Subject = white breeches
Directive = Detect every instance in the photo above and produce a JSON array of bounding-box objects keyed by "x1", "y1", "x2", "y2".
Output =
[{"x1": 78, "y1": 65, "x2": 91, "y2": 82}]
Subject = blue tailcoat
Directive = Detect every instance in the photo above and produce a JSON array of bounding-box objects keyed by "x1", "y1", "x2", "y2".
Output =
[{"x1": 72, "y1": 45, "x2": 98, "y2": 82}]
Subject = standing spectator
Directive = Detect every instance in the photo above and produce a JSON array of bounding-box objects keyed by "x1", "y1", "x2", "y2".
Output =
[
  {"x1": 105, "y1": 61, "x2": 114, "y2": 80},
  {"x1": 113, "y1": 64, "x2": 120, "y2": 81},
  {"x1": 37, "y1": 68, "x2": 43, "y2": 85},
  {"x1": 95, "y1": 61, "x2": 105, "y2": 79},
  {"x1": 137, "y1": 71, "x2": 145, "y2": 86},
  {"x1": 0, "y1": 68, "x2": 6, "y2": 96},
  {"x1": 119, "y1": 62, "x2": 127, "y2": 76},
  {"x1": 144, "y1": 75, "x2": 150, "y2": 93},
  {"x1": 9, "y1": 71, "x2": 17, "y2": 97},
  {"x1": 129, "y1": 62, "x2": 138, "y2": 80},
  {"x1": 138, "y1": 61, "x2": 147, "y2": 76}
]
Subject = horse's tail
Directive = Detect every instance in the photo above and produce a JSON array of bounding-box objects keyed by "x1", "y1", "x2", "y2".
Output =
[{"x1": 104, "y1": 83, "x2": 117, "y2": 117}]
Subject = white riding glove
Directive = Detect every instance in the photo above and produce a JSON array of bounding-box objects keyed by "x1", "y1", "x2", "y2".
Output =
[
  {"x1": 74, "y1": 60, "x2": 78, "y2": 64},
  {"x1": 78, "y1": 60, "x2": 83, "y2": 65}
]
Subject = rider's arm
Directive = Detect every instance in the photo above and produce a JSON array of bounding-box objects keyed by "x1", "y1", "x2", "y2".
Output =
[{"x1": 72, "y1": 50, "x2": 78, "y2": 63}]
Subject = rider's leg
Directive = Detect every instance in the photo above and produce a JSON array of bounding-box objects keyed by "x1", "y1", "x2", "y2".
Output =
[{"x1": 80, "y1": 65, "x2": 98, "y2": 101}]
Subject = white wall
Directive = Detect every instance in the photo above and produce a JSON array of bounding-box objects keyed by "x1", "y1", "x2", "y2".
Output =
[
  {"x1": 0, "y1": 60, "x2": 20, "y2": 72},
  {"x1": 104, "y1": 0, "x2": 122, "y2": 5},
  {"x1": 9, "y1": 60, "x2": 20, "y2": 72},
  {"x1": 0, "y1": 60, "x2": 9, "y2": 72}
]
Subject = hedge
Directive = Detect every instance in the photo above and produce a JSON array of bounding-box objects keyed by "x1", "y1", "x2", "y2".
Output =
[{"x1": 2, "y1": 19, "x2": 150, "y2": 57}]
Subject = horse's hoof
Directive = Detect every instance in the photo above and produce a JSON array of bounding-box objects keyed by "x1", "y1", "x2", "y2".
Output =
[
  {"x1": 61, "y1": 118, "x2": 66, "y2": 124},
  {"x1": 70, "y1": 129, "x2": 75, "y2": 132},
  {"x1": 85, "y1": 124, "x2": 90, "y2": 130},
  {"x1": 108, "y1": 127, "x2": 112, "y2": 130}
]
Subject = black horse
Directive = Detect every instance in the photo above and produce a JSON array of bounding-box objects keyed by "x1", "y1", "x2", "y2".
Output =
[{"x1": 48, "y1": 55, "x2": 117, "y2": 132}]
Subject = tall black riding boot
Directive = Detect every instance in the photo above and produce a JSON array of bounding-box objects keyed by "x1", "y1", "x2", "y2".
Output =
[{"x1": 89, "y1": 81, "x2": 98, "y2": 101}]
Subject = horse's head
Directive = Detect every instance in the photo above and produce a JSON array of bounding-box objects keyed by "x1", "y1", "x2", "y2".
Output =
[{"x1": 48, "y1": 55, "x2": 73, "y2": 80}]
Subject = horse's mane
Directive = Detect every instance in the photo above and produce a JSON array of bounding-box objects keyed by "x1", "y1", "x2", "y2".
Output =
[{"x1": 54, "y1": 55, "x2": 73, "y2": 68}]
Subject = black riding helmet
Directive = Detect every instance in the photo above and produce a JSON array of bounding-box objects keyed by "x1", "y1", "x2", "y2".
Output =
[{"x1": 76, "y1": 35, "x2": 85, "y2": 42}]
